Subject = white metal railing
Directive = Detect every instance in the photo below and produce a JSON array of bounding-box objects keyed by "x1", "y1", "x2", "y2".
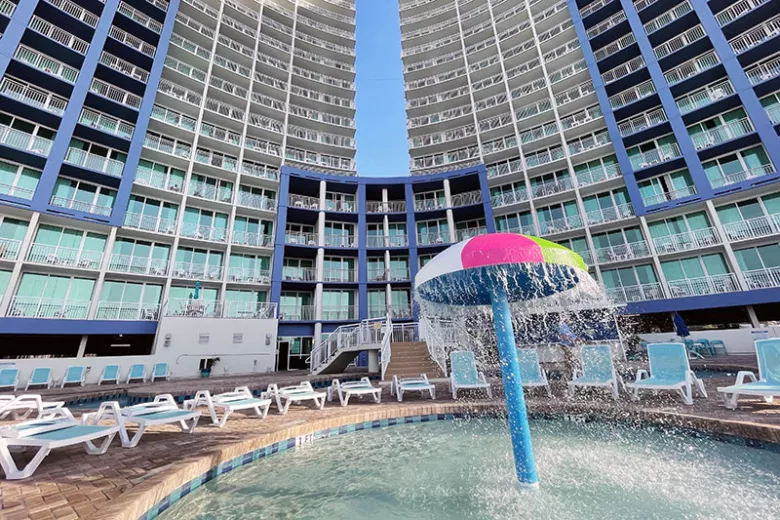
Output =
[
  {"x1": 232, "y1": 231, "x2": 273, "y2": 248},
  {"x1": 587, "y1": 10, "x2": 626, "y2": 38},
  {"x1": 29, "y1": 16, "x2": 89, "y2": 54},
  {"x1": 710, "y1": 164, "x2": 774, "y2": 188},
  {"x1": 366, "y1": 235, "x2": 408, "y2": 248},
  {"x1": 90, "y1": 78, "x2": 141, "y2": 108},
  {"x1": 652, "y1": 227, "x2": 721, "y2": 254},
  {"x1": 606, "y1": 283, "x2": 665, "y2": 303},
  {"x1": 595, "y1": 241, "x2": 651, "y2": 263},
  {"x1": 456, "y1": 227, "x2": 487, "y2": 241},
  {"x1": 108, "y1": 254, "x2": 168, "y2": 275},
  {"x1": 0, "y1": 78, "x2": 68, "y2": 115},
  {"x1": 172, "y1": 261, "x2": 222, "y2": 281},
  {"x1": 282, "y1": 266, "x2": 317, "y2": 282},
  {"x1": 602, "y1": 56, "x2": 645, "y2": 84},
  {"x1": 164, "y1": 299, "x2": 276, "y2": 319},
  {"x1": 560, "y1": 105, "x2": 602, "y2": 130},
  {"x1": 746, "y1": 55, "x2": 780, "y2": 85},
  {"x1": 655, "y1": 25, "x2": 705, "y2": 59},
  {"x1": 618, "y1": 108, "x2": 667, "y2": 137},
  {"x1": 667, "y1": 273, "x2": 739, "y2": 298},
  {"x1": 526, "y1": 146, "x2": 566, "y2": 169},
  {"x1": 576, "y1": 163, "x2": 621, "y2": 187},
  {"x1": 324, "y1": 198, "x2": 357, "y2": 213},
  {"x1": 644, "y1": 1, "x2": 692, "y2": 34},
  {"x1": 108, "y1": 26, "x2": 155, "y2": 57},
  {"x1": 289, "y1": 193, "x2": 319, "y2": 210},
  {"x1": 50, "y1": 196, "x2": 112, "y2": 216},
  {"x1": 180, "y1": 223, "x2": 228, "y2": 242},
  {"x1": 366, "y1": 200, "x2": 406, "y2": 213},
  {"x1": 744, "y1": 267, "x2": 780, "y2": 290},
  {"x1": 450, "y1": 190, "x2": 482, "y2": 207},
  {"x1": 532, "y1": 177, "x2": 573, "y2": 198},
  {"x1": 629, "y1": 142, "x2": 681, "y2": 170},
  {"x1": 568, "y1": 130, "x2": 610, "y2": 155},
  {"x1": 322, "y1": 268, "x2": 358, "y2": 283},
  {"x1": 101, "y1": 51, "x2": 149, "y2": 82},
  {"x1": 729, "y1": 15, "x2": 780, "y2": 54},
  {"x1": 0, "y1": 0, "x2": 16, "y2": 17},
  {"x1": 321, "y1": 306, "x2": 359, "y2": 321},
  {"x1": 722, "y1": 214, "x2": 780, "y2": 241},
  {"x1": 716, "y1": 0, "x2": 770, "y2": 26},
  {"x1": 279, "y1": 304, "x2": 315, "y2": 321},
  {"x1": 420, "y1": 316, "x2": 449, "y2": 377},
  {"x1": 594, "y1": 33, "x2": 635, "y2": 62},
  {"x1": 691, "y1": 118, "x2": 754, "y2": 150},
  {"x1": 414, "y1": 198, "x2": 446, "y2": 211},
  {"x1": 767, "y1": 104, "x2": 780, "y2": 125},
  {"x1": 676, "y1": 81, "x2": 734, "y2": 114},
  {"x1": 227, "y1": 267, "x2": 271, "y2": 284},
  {"x1": 134, "y1": 167, "x2": 182, "y2": 192},
  {"x1": 665, "y1": 51, "x2": 720, "y2": 85},
  {"x1": 417, "y1": 231, "x2": 450, "y2": 245},
  {"x1": 79, "y1": 108, "x2": 134, "y2": 139},
  {"x1": 123, "y1": 214, "x2": 176, "y2": 234},
  {"x1": 0, "y1": 238, "x2": 22, "y2": 260},
  {"x1": 586, "y1": 203, "x2": 634, "y2": 225},
  {"x1": 7, "y1": 297, "x2": 89, "y2": 319},
  {"x1": 642, "y1": 185, "x2": 696, "y2": 206},
  {"x1": 538, "y1": 214, "x2": 583, "y2": 234},
  {"x1": 323, "y1": 234, "x2": 357, "y2": 248},
  {"x1": 285, "y1": 231, "x2": 318, "y2": 246},
  {"x1": 0, "y1": 125, "x2": 52, "y2": 155},
  {"x1": 95, "y1": 302, "x2": 161, "y2": 321},
  {"x1": 492, "y1": 189, "x2": 528, "y2": 208},
  {"x1": 609, "y1": 80, "x2": 656, "y2": 109},
  {"x1": 14, "y1": 46, "x2": 78, "y2": 83},
  {"x1": 27, "y1": 243, "x2": 103, "y2": 269},
  {"x1": 65, "y1": 147, "x2": 125, "y2": 177}
]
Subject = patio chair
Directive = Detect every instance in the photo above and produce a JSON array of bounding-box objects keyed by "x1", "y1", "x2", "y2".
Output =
[
  {"x1": 390, "y1": 374, "x2": 436, "y2": 402},
  {"x1": 568, "y1": 345, "x2": 621, "y2": 400},
  {"x1": 0, "y1": 407, "x2": 120, "y2": 480},
  {"x1": 625, "y1": 343, "x2": 708, "y2": 405},
  {"x1": 184, "y1": 386, "x2": 272, "y2": 427},
  {"x1": 0, "y1": 368, "x2": 19, "y2": 391},
  {"x1": 265, "y1": 382, "x2": 327, "y2": 414},
  {"x1": 449, "y1": 351, "x2": 492, "y2": 399},
  {"x1": 0, "y1": 395, "x2": 65, "y2": 421},
  {"x1": 25, "y1": 368, "x2": 53, "y2": 391},
  {"x1": 98, "y1": 365, "x2": 120, "y2": 385},
  {"x1": 718, "y1": 339, "x2": 780, "y2": 410},
  {"x1": 82, "y1": 394, "x2": 200, "y2": 448},
  {"x1": 151, "y1": 362, "x2": 171, "y2": 382},
  {"x1": 517, "y1": 349, "x2": 551, "y2": 397},
  {"x1": 328, "y1": 378, "x2": 382, "y2": 406},
  {"x1": 126, "y1": 364, "x2": 146, "y2": 384},
  {"x1": 61, "y1": 366, "x2": 86, "y2": 388}
]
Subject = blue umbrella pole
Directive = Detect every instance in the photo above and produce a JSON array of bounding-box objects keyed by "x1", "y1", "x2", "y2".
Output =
[{"x1": 490, "y1": 285, "x2": 539, "y2": 488}]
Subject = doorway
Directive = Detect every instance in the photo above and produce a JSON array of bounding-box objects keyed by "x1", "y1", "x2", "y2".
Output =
[{"x1": 277, "y1": 340, "x2": 289, "y2": 371}]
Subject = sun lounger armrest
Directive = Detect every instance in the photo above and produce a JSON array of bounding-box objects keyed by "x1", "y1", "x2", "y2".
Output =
[
  {"x1": 152, "y1": 394, "x2": 177, "y2": 406},
  {"x1": 634, "y1": 369, "x2": 649, "y2": 382},
  {"x1": 735, "y1": 371, "x2": 758, "y2": 385},
  {"x1": 82, "y1": 401, "x2": 122, "y2": 425},
  {"x1": 478, "y1": 371, "x2": 488, "y2": 384}
]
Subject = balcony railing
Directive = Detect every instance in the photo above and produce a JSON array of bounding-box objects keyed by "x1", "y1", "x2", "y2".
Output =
[
  {"x1": 746, "y1": 55, "x2": 780, "y2": 85},
  {"x1": 491, "y1": 189, "x2": 528, "y2": 208},
  {"x1": 618, "y1": 108, "x2": 667, "y2": 137},
  {"x1": 691, "y1": 118, "x2": 754, "y2": 150},
  {"x1": 366, "y1": 200, "x2": 406, "y2": 213},
  {"x1": 172, "y1": 262, "x2": 223, "y2": 281},
  {"x1": 180, "y1": 223, "x2": 228, "y2": 242},
  {"x1": 450, "y1": 190, "x2": 482, "y2": 207},
  {"x1": 743, "y1": 267, "x2": 780, "y2": 290},
  {"x1": 729, "y1": 16, "x2": 780, "y2": 54},
  {"x1": 7, "y1": 297, "x2": 88, "y2": 319},
  {"x1": 27, "y1": 243, "x2": 103, "y2": 269},
  {"x1": 238, "y1": 193, "x2": 276, "y2": 211},
  {"x1": 642, "y1": 185, "x2": 697, "y2": 206},
  {"x1": 188, "y1": 181, "x2": 231, "y2": 203},
  {"x1": 595, "y1": 241, "x2": 651, "y2": 263},
  {"x1": 643, "y1": 1, "x2": 692, "y2": 35},
  {"x1": 0, "y1": 78, "x2": 68, "y2": 115},
  {"x1": 325, "y1": 199, "x2": 357, "y2": 213},
  {"x1": 227, "y1": 267, "x2": 271, "y2": 283},
  {"x1": 90, "y1": 78, "x2": 141, "y2": 108},
  {"x1": 322, "y1": 268, "x2": 358, "y2": 283},
  {"x1": 676, "y1": 81, "x2": 734, "y2": 115},
  {"x1": 134, "y1": 168, "x2": 182, "y2": 193},
  {"x1": 609, "y1": 80, "x2": 656, "y2": 109},
  {"x1": 585, "y1": 203, "x2": 634, "y2": 225},
  {"x1": 95, "y1": 302, "x2": 160, "y2": 321},
  {"x1": 531, "y1": 177, "x2": 573, "y2": 198},
  {"x1": 50, "y1": 196, "x2": 112, "y2": 216},
  {"x1": 282, "y1": 267, "x2": 317, "y2": 282},
  {"x1": 629, "y1": 142, "x2": 681, "y2": 170},
  {"x1": 576, "y1": 163, "x2": 621, "y2": 187},
  {"x1": 652, "y1": 227, "x2": 720, "y2": 254},
  {"x1": 710, "y1": 164, "x2": 774, "y2": 188},
  {"x1": 29, "y1": 16, "x2": 89, "y2": 54},
  {"x1": 14, "y1": 45, "x2": 79, "y2": 83},
  {"x1": 233, "y1": 231, "x2": 273, "y2": 248},
  {"x1": 0, "y1": 125, "x2": 52, "y2": 155},
  {"x1": 65, "y1": 148, "x2": 125, "y2": 177},
  {"x1": 285, "y1": 232, "x2": 318, "y2": 246},
  {"x1": 164, "y1": 299, "x2": 277, "y2": 319},
  {"x1": 667, "y1": 273, "x2": 739, "y2": 298},
  {"x1": 279, "y1": 305, "x2": 316, "y2": 321},
  {"x1": 108, "y1": 254, "x2": 168, "y2": 275},
  {"x1": 456, "y1": 227, "x2": 487, "y2": 241},
  {"x1": 606, "y1": 282, "x2": 665, "y2": 303},
  {"x1": 665, "y1": 52, "x2": 720, "y2": 86},
  {"x1": 323, "y1": 234, "x2": 357, "y2": 248},
  {"x1": 417, "y1": 231, "x2": 450, "y2": 245},
  {"x1": 655, "y1": 25, "x2": 705, "y2": 59},
  {"x1": 321, "y1": 306, "x2": 358, "y2": 321},
  {"x1": 539, "y1": 214, "x2": 583, "y2": 235},
  {"x1": 716, "y1": 0, "x2": 769, "y2": 26},
  {"x1": 289, "y1": 194, "x2": 320, "y2": 210},
  {"x1": 722, "y1": 214, "x2": 780, "y2": 241},
  {"x1": 367, "y1": 235, "x2": 408, "y2": 248},
  {"x1": 123, "y1": 213, "x2": 176, "y2": 233},
  {"x1": 0, "y1": 238, "x2": 22, "y2": 260},
  {"x1": 79, "y1": 109, "x2": 134, "y2": 139},
  {"x1": 414, "y1": 198, "x2": 447, "y2": 211}
]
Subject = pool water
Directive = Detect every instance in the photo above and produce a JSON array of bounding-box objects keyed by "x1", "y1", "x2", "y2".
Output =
[{"x1": 161, "y1": 419, "x2": 780, "y2": 520}]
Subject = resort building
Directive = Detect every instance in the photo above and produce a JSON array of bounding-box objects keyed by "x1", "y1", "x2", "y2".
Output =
[{"x1": 0, "y1": 0, "x2": 778, "y2": 376}]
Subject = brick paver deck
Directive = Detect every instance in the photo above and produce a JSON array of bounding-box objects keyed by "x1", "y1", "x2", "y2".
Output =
[{"x1": 1, "y1": 373, "x2": 778, "y2": 520}]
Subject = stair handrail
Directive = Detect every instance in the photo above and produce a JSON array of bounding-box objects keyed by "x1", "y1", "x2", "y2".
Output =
[
  {"x1": 380, "y1": 313, "x2": 393, "y2": 379},
  {"x1": 420, "y1": 316, "x2": 451, "y2": 376},
  {"x1": 309, "y1": 316, "x2": 389, "y2": 374}
]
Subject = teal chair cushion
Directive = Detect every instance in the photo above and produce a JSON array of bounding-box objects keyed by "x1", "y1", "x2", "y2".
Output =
[
  {"x1": 580, "y1": 345, "x2": 614, "y2": 383},
  {"x1": 64, "y1": 366, "x2": 84, "y2": 382},
  {"x1": 153, "y1": 363, "x2": 168, "y2": 377},
  {"x1": 517, "y1": 349, "x2": 544, "y2": 384},
  {"x1": 648, "y1": 343, "x2": 688, "y2": 383},
  {"x1": 756, "y1": 339, "x2": 780, "y2": 385},
  {"x1": 0, "y1": 368, "x2": 18, "y2": 387},
  {"x1": 450, "y1": 351, "x2": 481, "y2": 385},
  {"x1": 102, "y1": 365, "x2": 119, "y2": 380},
  {"x1": 30, "y1": 367, "x2": 51, "y2": 385}
]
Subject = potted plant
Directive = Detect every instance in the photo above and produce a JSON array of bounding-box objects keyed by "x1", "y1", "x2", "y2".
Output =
[{"x1": 200, "y1": 357, "x2": 220, "y2": 378}]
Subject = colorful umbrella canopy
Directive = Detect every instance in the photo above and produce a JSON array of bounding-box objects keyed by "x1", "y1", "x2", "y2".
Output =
[{"x1": 415, "y1": 233, "x2": 589, "y2": 306}]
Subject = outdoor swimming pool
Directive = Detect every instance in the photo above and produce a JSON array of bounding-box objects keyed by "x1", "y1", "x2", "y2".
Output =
[{"x1": 160, "y1": 418, "x2": 780, "y2": 519}]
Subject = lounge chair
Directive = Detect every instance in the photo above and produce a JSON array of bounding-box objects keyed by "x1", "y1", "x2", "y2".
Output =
[
  {"x1": 151, "y1": 362, "x2": 171, "y2": 382},
  {"x1": 25, "y1": 368, "x2": 53, "y2": 391},
  {"x1": 126, "y1": 364, "x2": 146, "y2": 383},
  {"x1": 265, "y1": 382, "x2": 327, "y2": 414},
  {"x1": 0, "y1": 395, "x2": 65, "y2": 421},
  {"x1": 328, "y1": 378, "x2": 381, "y2": 406},
  {"x1": 391, "y1": 374, "x2": 435, "y2": 402},
  {"x1": 718, "y1": 339, "x2": 780, "y2": 409},
  {"x1": 184, "y1": 386, "x2": 272, "y2": 427},
  {"x1": 83, "y1": 394, "x2": 200, "y2": 448},
  {"x1": 517, "y1": 349, "x2": 551, "y2": 397},
  {"x1": 61, "y1": 366, "x2": 86, "y2": 388},
  {"x1": 568, "y1": 345, "x2": 621, "y2": 400},
  {"x1": 450, "y1": 351, "x2": 492, "y2": 399},
  {"x1": 626, "y1": 343, "x2": 707, "y2": 405},
  {"x1": 0, "y1": 369, "x2": 19, "y2": 391},
  {"x1": 99, "y1": 365, "x2": 121, "y2": 385},
  {"x1": 0, "y1": 407, "x2": 119, "y2": 480}
]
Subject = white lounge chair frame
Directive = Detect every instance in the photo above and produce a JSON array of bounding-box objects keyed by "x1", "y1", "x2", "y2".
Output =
[
  {"x1": 126, "y1": 364, "x2": 146, "y2": 384},
  {"x1": 151, "y1": 363, "x2": 171, "y2": 382},
  {"x1": 0, "y1": 407, "x2": 119, "y2": 480},
  {"x1": 25, "y1": 368, "x2": 53, "y2": 391},
  {"x1": 83, "y1": 394, "x2": 200, "y2": 448},
  {"x1": 328, "y1": 378, "x2": 381, "y2": 406},
  {"x1": 449, "y1": 352, "x2": 492, "y2": 400},
  {"x1": 390, "y1": 374, "x2": 436, "y2": 402},
  {"x1": 626, "y1": 344, "x2": 707, "y2": 405},
  {"x1": 61, "y1": 366, "x2": 86, "y2": 388},
  {"x1": 0, "y1": 369, "x2": 19, "y2": 391},
  {"x1": 98, "y1": 365, "x2": 121, "y2": 385},
  {"x1": 718, "y1": 371, "x2": 779, "y2": 409},
  {"x1": 184, "y1": 386, "x2": 272, "y2": 427},
  {"x1": 265, "y1": 382, "x2": 326, "y2": 414},
  {"x1": 0, "y1": 395, "x2": 65, "y2": 421},
  {"x1": 568, "y1": 345, "x2": 621, "y2": 400}
]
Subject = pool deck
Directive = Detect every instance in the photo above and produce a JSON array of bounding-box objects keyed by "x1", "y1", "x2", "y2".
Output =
[{"x1": 2, "y1": 368, "x2": 779, "y2": 520}]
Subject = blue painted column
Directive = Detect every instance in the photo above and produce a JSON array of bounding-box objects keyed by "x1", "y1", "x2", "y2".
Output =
[
  {"x1": 566, "y1": 1, "x2": 648, "y2": 215},
  {"x1": 405, "y1": 182, "x2": 420, "y2": 319},
  {"x1": 270, "y1": 170, "x2": 291, "y2": 309},
  {"x1": 618, "y1": 0, "x2": 714, "y2": 201},
  {"x1": 357, "y1": 183, "x2": 367, "y2": 321},
  {"x1": 478, "y1": 165, "x2": 496, "y2": 232},
  {"x1": 0, "y1": 0, "x2": 39, "y2": 79},
  {"x1": 491, "y1": 284, "x2": 538, "y2": 487},
  {"x1": 688, "y1": 0, "x2": 780, "y2": 175}
]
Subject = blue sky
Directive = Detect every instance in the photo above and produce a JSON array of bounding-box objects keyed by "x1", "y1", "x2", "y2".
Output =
[{"x1": 354, "y1": 0, "x2": 410, "y2": 177}]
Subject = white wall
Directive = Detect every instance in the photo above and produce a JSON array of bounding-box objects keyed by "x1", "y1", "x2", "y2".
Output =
[
  {"x1": 639, "y1": 326, "x2": 780, "y2": 355},
  {"x1": 0, "y1": 317, "x2": 279, "y2": 387}
]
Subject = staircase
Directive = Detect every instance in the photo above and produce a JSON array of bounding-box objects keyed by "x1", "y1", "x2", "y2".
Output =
[
  {"x1": 309, "y1": 316, "x2": 389, "y2": 375},
  {"x1": 382, "y1": 341, "x2": 444, "y2": 380}
]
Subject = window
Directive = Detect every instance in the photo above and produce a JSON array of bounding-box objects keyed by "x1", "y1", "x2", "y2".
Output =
[
  {"x1": 190, "y1": 174, "x2": 233, "y2": 202},
  {"x1": 414, "y1": 189, "x2": 446, "y2": 210},
  {"x1": 702, "y1": 146, "x2": 772, "y2": 188},
  {"x1": 124, "y1": 195, "x2": 178, "y2": 232},
  {"x1": 687, "y1": 107, "x2": 750, "y2": 150},
  {"x1": 495, "y1": 212, "x2": 534, "y2": 234},
  {"x1": 536, "y1": 201, "x2": 581, "y2": 231},
  {"x1": 136, "y1": 159, "x2": 185, "y2": 191},
  {"x1": 368, "y1": 289, "x2": 386, "y2": 318},
  {"x1": 325, "y1": 191, "x2": 355, "y2": 212},
  {"x1": 735, "y1": 243, "x2": 780, "y2": 272},
  {"x1": 389, "y1": 257, "x2": 409, "y2": 280},
  {"x1": 0, "y1": 160, "x2": 41, "y2": 200},
  {"x1": 390, "y1": 289, "x2": 410, "y2": 315},
  {"x1": 234, "y1": 216, "x2": 273, "y2": 245},
  {"x1": 530, "y1": 169, "x2": 570, "y2": 197},
  {"x1": 283, "y1": 258, "x2": 314, "y2": 280},
  {"x1": 627, "y1": 134, "x2": 679, "y2": 169},
  {"x1": 286, "y1": 223, "x2": 315, "y2": 244},
  {"x1": 97, "y1": 281, "x2": 162, "y2": 319},
  {"x1": 0, "y1": 270, "x2": 11, "y2": 300},
  {"x1": 573, "y1": 154, "x2": 619, "y2": 184},
  {"x1": 323, "y1": 222, "x2": 355, "y2": 247},
  {"x1": 280, "y1": 292, "x2": 313, "y2": 320},
  {"x1": 182, "y1": 207, "x2": 228, "y2": 240},
  {"x1": 321, "y1": 290, "x2": 355, "y2": 319},
  {"x1": 228, "y1": 254, "x2": 270, "y2": 281},
  {"x1": 225, "y1": 289, "x2": 268, "y2": 317},
  {"x1": 637, "y1": 169, "x2": 695, "y2": 206},
  {"x1": 324, "y1": 256, "x2": 355, "y2": 282},
  {"x1": 174, "y1": 247, "x2": 223, "y2": 279},
  {"x1": 419, "y1": 254, "x2": 434, "y2": 269},
  {"x1": 417, "y1": 219, "x2": 449, "y2": 243},
  {"x1": 110, "y1": 238, "x2": 170, "y2": 274},
  {"x1": 661, "y1": 254, "x2": 730, "y2": 281},
  {"x1": 29, "y1": 225, "x2": 106, "y2": 268},
  {"x1": 601, "y1": 264, "x2": 658, "y2": 288},
  {"x1": 10, "y1": 274, "x2": 95, "y2": 318},
  {"x1": 455, "y1": 219, "x2": 485, "y2": 240},
  {"x1": 168, "y1": 286, "x2": 219, "y2": 306},
  {"x1": 51, "y1": 176, "x2": 117, "y2": 215}
]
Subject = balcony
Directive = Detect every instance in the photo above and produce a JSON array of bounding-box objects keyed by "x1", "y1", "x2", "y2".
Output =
[
  {"x1": 29, "y1": 16, "x2": 89, "y2": 54},
  {"x1": 50, "y1": 197, "x2": 112, "y2": 217},
  {"x1": 325, "y1": 199, "x2": 357, "y2": 213},
  {"x1": 531, "y1": 177, "x2": 573, "y2": 198},
  {"x1": 118, "y1": 1, "x2": 162, "y2": 33},
  {"x1": 691, "y1": 118, "x2": 754, "y2": 150},
  {"x1": 652, "y1": 227, "x2": 720, "y2": 254},
  {"x1": 194, "y1": 148, "x2": 238, "y2": 173},
  {"x1": 108, "y1": 26, "x2": 156, "y2": 57},
  {"x1": 602, "y1": 56, "x2": 646, "y2": 84},
  {"x1": 232, "y1": 231, "x2": 273, "y2": 248},
  {"x1": 90, "y1": 78, "x2": 141, "y2": 109},
  {"x1": 655, "y1": 25, "x2": 705, "y2": 60},
  {"x1": 0, "y1": 78, "x2": 68, "y2": 115},
  {"x1": 667, "y1": 273, "x2": 740, "y2": 298},
  {"x1": 768, "y1": 104, "x2": 780, "y2": 124},
  {"x1": 238, "y1": 192, "x2": 276, "y2": 212},
  {"x1": 189, "y1": 181, "x2": 233, "y2": 204},
  {"x1": 417, "y1": 231, "x2": 450, "y2": 246},
  {"x1": 414, "y1": 198, "x2": 446, "y2": 211},
  {"x1": 162, "y1": 299, "x2": 221, "y2": 319},
  {"x1": 389, "y1": 305, "x2": 413, "y2": 319},
  {"x1": 366, "y1": 200, "x2": 406, "y2": 213},
  {"x1": 606, "y1": 282, "x2": 665, "y2": 303},
  {"x1": 14, "y1": 46, "x2": 79, "y2": 83},
  {"x1": 722, "y1": 214, "x2": 780, "y2": 241},
  {"x1": 321, "y1": 306, "x2": 358, "y2": 321},
  {"x1": 665, "y1": 52, "x2": 720, "y2": 86},
  {"x1": 526, "y1": 146, "x2": 566, "y2": 169},
  {"x1": 491, "y1": 189, "x2": 528, "y2": 208},
  {"x1": 282, "y1": 267, "x2": 317, "y2": 282},
  {"x1": 0, "y1": 0, "x2": 16, "y2": 17},
  {"x1": 456, "y1": 227, "x2": 487, "y2": 241},
  {"x1": 729, "y1": 16, "x2": 780, "y2": 54},
  {"x1": 227, "y1": 267, "x2": 271, "y2": 284},
  {"x1": 367, "y1": 235, "x2": 408, "y2": 248},
  {"x1": 180, "y1": 223, "x2": 227, "y2": 242},
  {"x1": 576, "y1": 163, "x2": 621, "y2": 187},
  {"x1": 0, "y1": 238, "x2": 22, "y2": 260},
  {"x1": 618, "y1": 108, "x2": 667, "y2": 137},
  {"x1": 609, "y1": 80, "x2": 656, "y2": 110},
  {"x1": 241, "y1": 161, "x2": 278, "y2": 182},
  {"x1": 676, "y1": 81, "x2": 734, "y2": 115},
  {"x1": 560, "y1": 105, "x2": 603, "y2": 131},
  {"x1": 450, "y1": 190, "x2": 481, "y2": 207},
  {"x1": 568, "y1": 131, "x2": 610, "y2": 156},
  {"x1": 323, "y1": 234, "x2": 357, "y2": 248},
  {"x1": 289, "y1": 194, "x2": 320, "y2": 210},
  {"x1": 27, "y1": 243, "x2": 103, "y2": 269},
  {"x1": 123, "y1": 212, "x2": 176, "y2": 233},
  {"x1": 101, "y1": 52, "x2": 149, "y2": 83},
  {"x1": 585, "y1": 203, "x2": 634, "y2": 225},
  {"x1": 643, "y1": 185, "x2": 697, "y2": 206},
  {"x1": 746, "y1": 55, "x2": 780, "y2": 85},
  {"x1": 279, "y1": 305, "x2": 316, "y2": 321},
  {"x1": 108, "y1": 254, "x2": 168, "y2": 275},
  {"x1": 595, "y1": 241, "x2": 651, "y2": 264},
  {"x1": 710, "y1": 164, "x2": 775, "y2": 188},
  {"x1": 134, "y1": 167, "x2": 182, "y2": 193},
  {"x1": 6, "y1": 297, "x2": 88, "y2": 319},
  {"x1": 285, "y1": 231, "x2": 318, "y2": 246},
  {"x1": 594, "y1": 33, "x2": 635, "y2": 62},
  {"x1": 587, "y1": 10, "x2": 626, "y2": 39},
  {"x1": 644, "y1": 1, "x2": 692, "y2": 35},
  {"x1": 322, "y1": 268, "x2": 358, "y2": 283},
  {"x1": 538, "y1": 215, "x2": 583, "y2": 235},
  {"x1": 79, "y1": 109, "x2": 134, "y2": 139},
  {"x1": 743, "y1": 267, "x2": 780, "y2": 290},
  {"x1": 65, "y1": 148, "x2": 125, "y2": 177},
  {"x1": 95, "y1": 303, "x2": 160, "y2": 321},
  {"x1": 0, "y1": 125, "x2": 52, "y2": 156},
  {"x1": 716, "y1": 0, "x2": 770, "y2": 26},
  {"x1": 629, "y1": 142, "x2": 681, "y2": 170},
  {"x1": 172, "y1": 262, "x2": 223, "y2": 281}
]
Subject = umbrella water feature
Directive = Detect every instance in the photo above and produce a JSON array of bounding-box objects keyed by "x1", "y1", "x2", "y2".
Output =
[{"x1": 415, "y1": 233, "x2": 592, "y2": 488}]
